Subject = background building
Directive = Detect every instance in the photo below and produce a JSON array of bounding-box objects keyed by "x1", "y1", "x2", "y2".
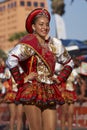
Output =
[{"x1": 0, "y1": 0, "x2": 48, "y2": 52}]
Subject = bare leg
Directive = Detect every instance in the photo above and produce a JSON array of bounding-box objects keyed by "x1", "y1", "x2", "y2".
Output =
[
  {"x1": 8, "y1": 103, "x2": 16, "y2": 130},
  {"x1": 16, "y1": 104, "x2": 23, "y2": 130},
  {"x1": 24, "y1": 105, "x2": 42, "y2": 130},
  {"x1": 42, "y1": 108, "x2": 57, "y2": 130},
  {"x1": 61, "y1": 103, "x2": 74, "y2": 130},
  {"x1": 22, "y1": 112, "x2": 27, "y2": 130},
  {"x1": 61, "y1": 103, "x2": 68, "y2": 130},
  {"x1": 68, "y1": 104, "x2": 74, "y2": 130}
]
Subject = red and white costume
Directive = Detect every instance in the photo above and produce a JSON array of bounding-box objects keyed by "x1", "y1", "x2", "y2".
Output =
[
  {"x1": 0, "y1": 64, "x2": 15, "y2": 103},
  {"x1": 61, "y1": 69, "x2": 78, "y2": 104},
  {"x1": 6, "y1": 34, "x2": 74, "y2": 108}
]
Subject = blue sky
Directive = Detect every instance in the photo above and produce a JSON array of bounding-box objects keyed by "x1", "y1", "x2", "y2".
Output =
[
  {"x1": 47, "y1": 0, "x2": 87, "y2": 41},
  {"x1": 0, "y1": 0, "x2": 87, "y2": 41}
]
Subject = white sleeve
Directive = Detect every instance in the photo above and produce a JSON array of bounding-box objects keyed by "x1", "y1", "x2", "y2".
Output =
[
  {"x1": 52, "y1": 37, "x2": 74, "y2": 68},
  {"x1": 6, "y1": 44, "x2": 35, "y2": 69},
  {"x1": 4, "y1": 68, "x2": 11, "y2": 79},
  {"x1": 0, "y1": 73, "x2": 5, "y2": 79},
  {"x1": 0, "y1": 68, "x2": 11, "y2": 79}
]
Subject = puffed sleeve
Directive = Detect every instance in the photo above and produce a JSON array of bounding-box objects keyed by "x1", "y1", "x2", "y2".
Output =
[
  {"x1": 0, "y1": 68, "x2": 11, "y2": 80},
  {"x1": 52, "y1": 38, "x2": 74, "y2": 82},
  {"x1": 4, "y1": 68, "x2": 11, "y2": 79},
  {"x1": 6, "y1": 43, "x2": 35, "y2": 85},
  {"x1": 0, "y1": 73, "x2": 6, "y2": 79},
  {"x1": 6, "y1": 44, "x2": 35, "y2": 69}
]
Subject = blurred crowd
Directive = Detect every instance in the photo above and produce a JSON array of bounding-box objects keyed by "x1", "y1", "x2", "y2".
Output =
[{"x1": 60, "y1": 56, "x2": 87, "y2": 130}]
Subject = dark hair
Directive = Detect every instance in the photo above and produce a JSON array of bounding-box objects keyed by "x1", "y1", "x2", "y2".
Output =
[{"x1": 32, "y1": 14, "x2": 50, "y2": 24}]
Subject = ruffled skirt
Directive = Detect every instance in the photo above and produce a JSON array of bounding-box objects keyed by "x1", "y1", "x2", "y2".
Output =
[
  {"x1": 62, "y1": 90, "x2": 77, "y2": 104},
  {"x1": 19, "y1": 82, "x2": 65, "y2": 108},
  {"x1": 61, "y1": 82, "x2": 77, "y2": 104},
  {"x1": 3, "y1": 90, "x2": 17, "y2": 103}
]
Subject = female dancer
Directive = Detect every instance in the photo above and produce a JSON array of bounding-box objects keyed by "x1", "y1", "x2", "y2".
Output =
[
  {"x1": 6, "y1": 8, "x2": 74, "y2": 130},
  {"x1": 1, "y1": 60, "x2": 23, "y2": 130},
  {"x1": 60, "y1": 57, "x2": 80, "y2": 130}
]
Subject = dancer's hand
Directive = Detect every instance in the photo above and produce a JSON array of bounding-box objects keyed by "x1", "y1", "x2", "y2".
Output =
[
  {"x1": 50, "y1": 76, "x2": 61, "y2": 84},
  {"x1": 24, "y1": 72, "x2": 37, "y2": 82}
]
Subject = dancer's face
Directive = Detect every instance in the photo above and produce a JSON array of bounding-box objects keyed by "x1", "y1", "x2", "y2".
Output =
[{"x1": 32, "y1": 16, "x2": 50, "y2": 39}]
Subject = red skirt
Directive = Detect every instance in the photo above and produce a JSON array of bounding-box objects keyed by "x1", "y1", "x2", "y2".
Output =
[
  {"x1": 62, "y1": 90, "x2": 77, "y2": 104},
  {"x1": 19, "y1": 82, "x2": 65, "y2": 108},
  {"x1": 3, "y1": 90, "x2": 17, "y2": 103},
  {"x1": 61, "y1": 82, "x2": 77, "y2": 104}
]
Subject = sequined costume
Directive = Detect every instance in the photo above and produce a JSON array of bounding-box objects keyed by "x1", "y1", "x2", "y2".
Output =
[
  {"x1": 61, "y1": 69, "x2": 78, "y2": 104},
  {"x1": 0, "y1": 65, "x2": 6, "y2": 96},
  {"x1": 0, "y1": 67, "x2": 17, "y2": 103},
  {"x1": 6, "y1": 34, "x2": 74, "y2": 108},
  {"x1": 0, "y1": 65, "x2": 11, "y2": 92},
  {"x1": 0, "y1": 64, "x2": 16, "y2": 103},
  {"x1": 3, "y1": 67, "x2": 24, "y2": 103}
]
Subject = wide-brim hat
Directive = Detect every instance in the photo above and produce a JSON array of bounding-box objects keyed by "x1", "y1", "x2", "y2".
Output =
[{"x1": 26, "y1": 8, "x2": 51, "y2": 33}]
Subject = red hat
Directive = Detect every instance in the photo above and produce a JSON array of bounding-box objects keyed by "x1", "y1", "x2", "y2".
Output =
[{"x1": 26, "y1": 8, "x2": 51, "y2": 33}]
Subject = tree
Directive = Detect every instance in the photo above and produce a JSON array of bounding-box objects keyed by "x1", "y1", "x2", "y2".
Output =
[
  {"x1": 8, "y1": 31, "x2": 28, "y2": 42},
  {"x1": 51, "y1": 0, "x2": 65, "y2": 16},
  {"x1": 51, "y1": 0, "x2": 87, "y2": 16},
  {"x1": 0, "y1": 49, "x2": 7, "y2": 61}
]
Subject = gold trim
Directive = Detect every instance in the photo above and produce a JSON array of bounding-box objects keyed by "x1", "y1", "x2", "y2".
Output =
[{"x1": 21, "y1": 43, "x2": 52, "y2": 75}]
